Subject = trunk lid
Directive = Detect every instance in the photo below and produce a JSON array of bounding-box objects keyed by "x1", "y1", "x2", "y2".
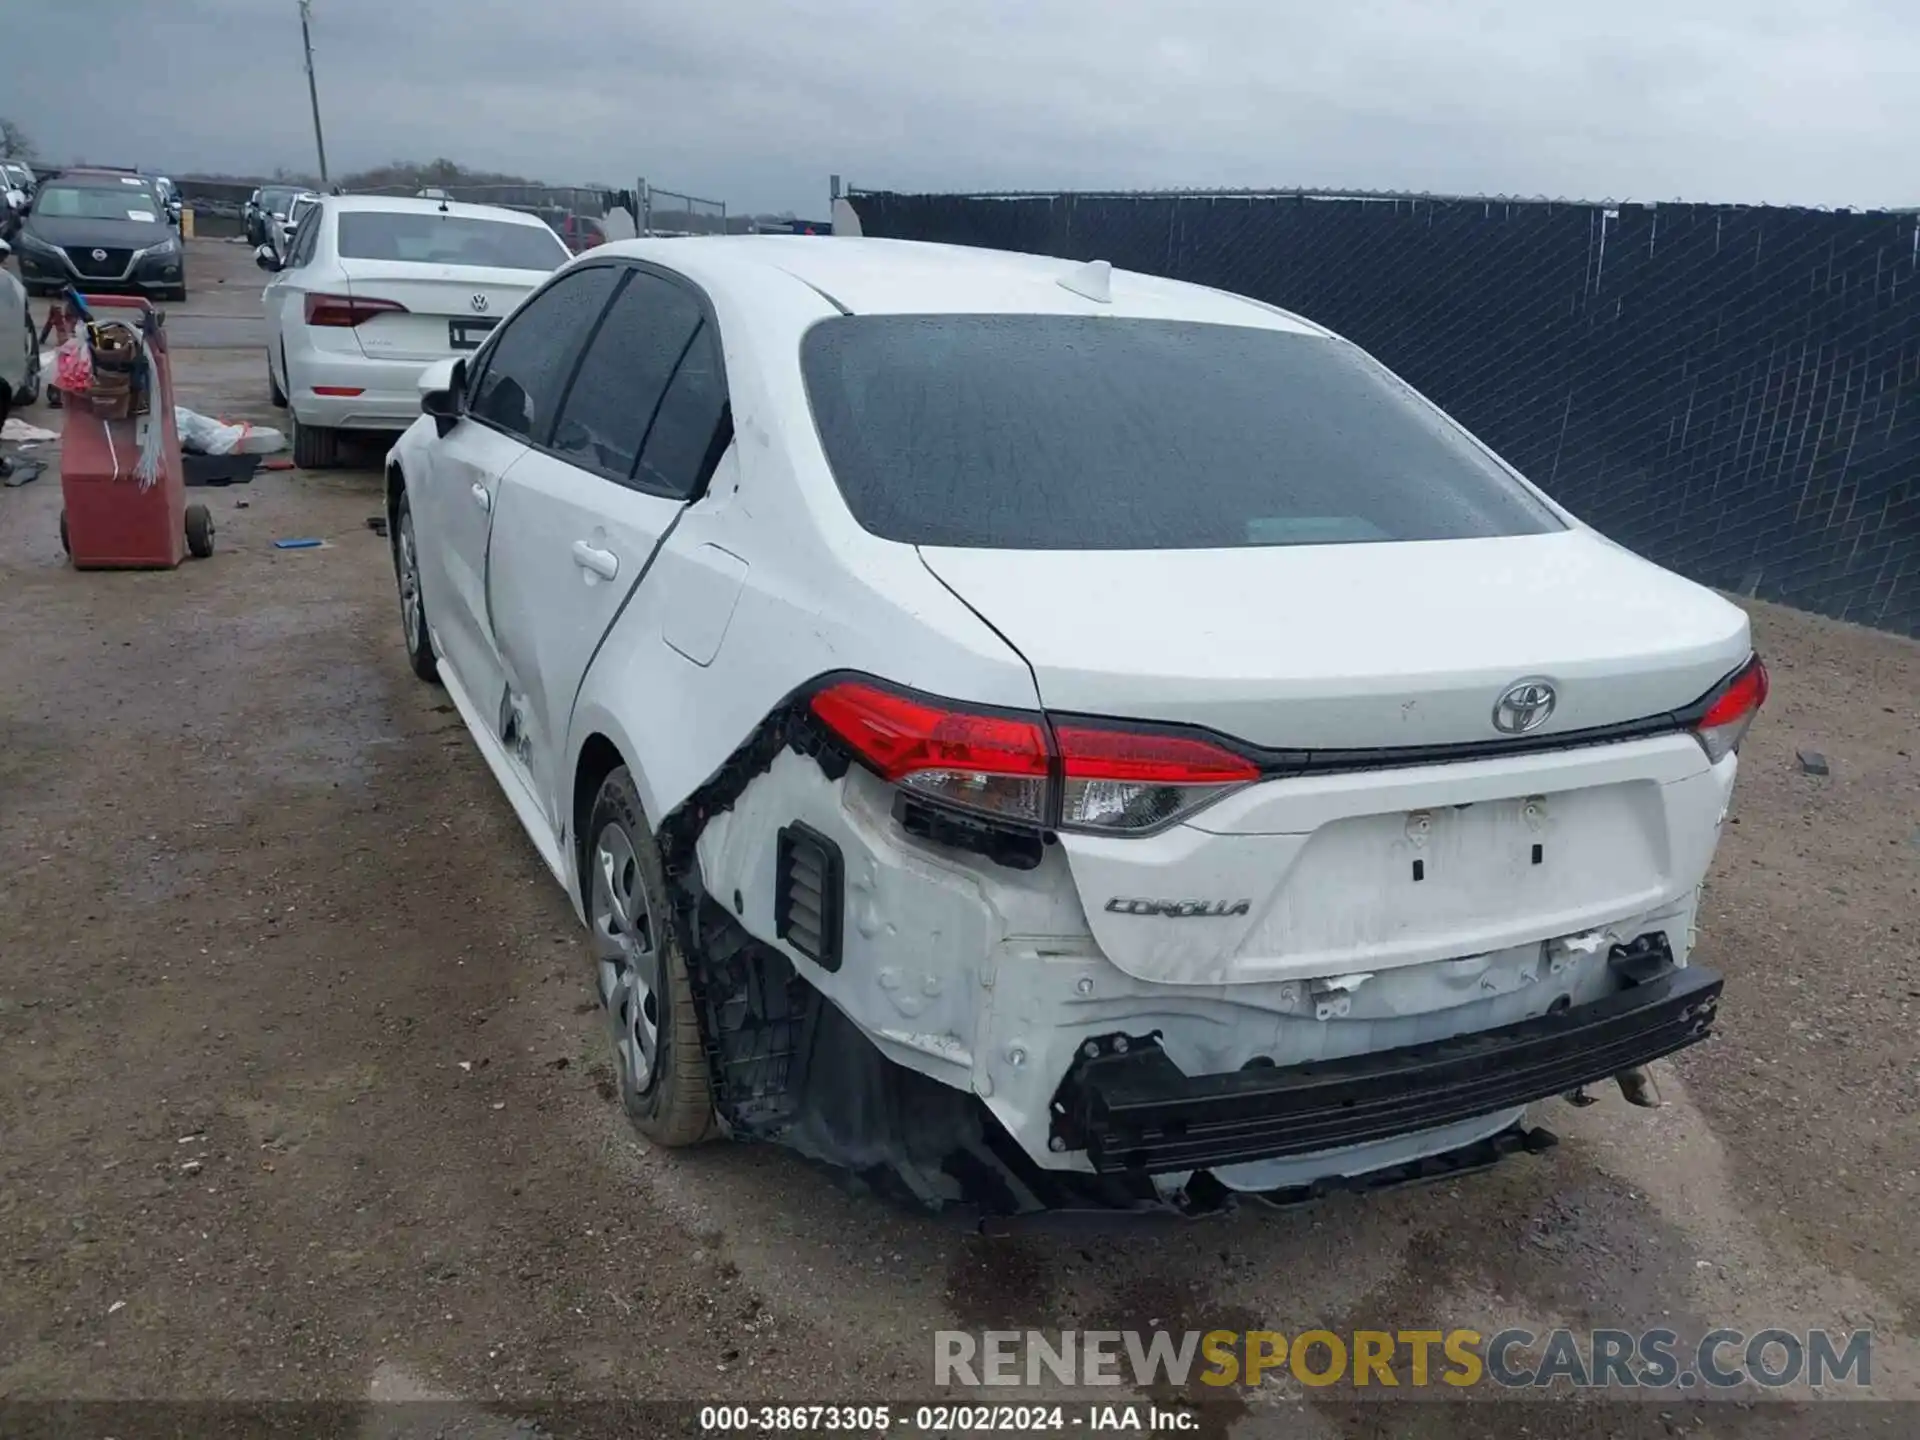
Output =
[
  {"x1": 340, "y1": 260, "x2": 544, "y2": 363},
  {"x1": 919, "y1": 529, "x2": 1751, "y2": 987},
  {"x1": 918, "y1": 530, "x2": 1750, "y2": 749}
]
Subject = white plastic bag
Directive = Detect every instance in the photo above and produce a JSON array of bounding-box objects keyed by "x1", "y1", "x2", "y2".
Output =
[{"x1": 174, "y1": 407, "x2": 287, "y2": 456}]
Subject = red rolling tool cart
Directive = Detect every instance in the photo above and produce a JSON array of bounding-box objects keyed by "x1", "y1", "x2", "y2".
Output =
[{"x1": 56, "y1": 295, "x2": 214, "y2": 569}]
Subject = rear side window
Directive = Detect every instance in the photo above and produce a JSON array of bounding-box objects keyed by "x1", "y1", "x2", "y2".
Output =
[
  {"x1": 336, "y1": 211, "x2": 567, "y2": 271},
  {"x1": 635, "y1": 321, "x2": 728, "y2": 497},
  {"x1": 290, "y1": 208, "x2": 322, "y2": 267},
  {"x1": 468, "y1": 265, "x2": 621, "y2": 443},
  {"x1": 801, "y1": 315, "x2": 1562, "y2": 550},
  {"x1": 548, "y1": 272, "x2": 703, "y2": 485}
]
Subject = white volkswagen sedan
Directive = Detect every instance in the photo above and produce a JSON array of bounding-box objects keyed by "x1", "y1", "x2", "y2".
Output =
[
  {"x1": 385, "y1": 237, "x2": 1767, "y2": 1217},
  {"x1": 260, "y1": 194, "x2": 569, "y2": 468}
]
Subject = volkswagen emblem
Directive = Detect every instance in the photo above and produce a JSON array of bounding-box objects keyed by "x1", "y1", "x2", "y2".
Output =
[
  {"x1": 92, "y1": 248, "x2": 108, "y2": 263},
  {"x1": 1492, "y1": 679, "x2": 1557, "y2": 735},
  {"x1": 469, "y1": 293, "x2": 489, "y2": 313}
]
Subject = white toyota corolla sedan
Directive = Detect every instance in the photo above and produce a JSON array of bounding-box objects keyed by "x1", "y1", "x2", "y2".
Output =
[
  {"x1": 259, "y1": 194, "x2": 570, "y2": 468},
  {"x1": 385, "y1": 236, "x2": 1767, "y2": 1217}
]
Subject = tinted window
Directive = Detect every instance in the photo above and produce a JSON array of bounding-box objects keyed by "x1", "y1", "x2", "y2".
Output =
[
  {"x1": 637, "y1": 322, "x2": 728, "y2": 498},
  {"x1": 290, "y1": 208, "x2": 322, "y2": 267},
  {"x1": 549, "y1": 272, "x2": 703, "y2": 484},
  {"x1": 336, "y1": 211, "x2": 567, "y2": 271},
  {"x1": 801, "y1": 316, "x2": 1562, "y2": 550},
  {"x1": 469, "y1": 266, "x2": 621, "y2": 443}
]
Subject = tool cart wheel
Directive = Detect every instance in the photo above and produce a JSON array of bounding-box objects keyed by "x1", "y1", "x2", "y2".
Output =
[
  {"x1": 185, "y1": 504, "x2": 215, "y2": 559},
  {"x1": 58, "y1": 509, "x2": 69, "y2": 556}
]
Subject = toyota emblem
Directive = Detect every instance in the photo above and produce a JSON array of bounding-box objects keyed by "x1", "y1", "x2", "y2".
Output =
[
  {"x1": 1492, "y1": 679, "x2": 1558, "y2": 734},
  {"x1": 92, "y1": 248, "x2": 108, "y2": 262},
  {"x1": 469, "y1": 293, "x2": 489, "y2": 313}
]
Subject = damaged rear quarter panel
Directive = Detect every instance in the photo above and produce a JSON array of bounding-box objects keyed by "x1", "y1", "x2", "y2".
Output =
[{"x1": 694, "y1": 754, "x2": 1092, "y2": 1089}]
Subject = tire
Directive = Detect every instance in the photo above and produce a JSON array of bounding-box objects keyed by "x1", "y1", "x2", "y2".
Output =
[
  {"x1": 290, "y1": 411, "x2": 339, "y2": 469},
  {"x1": 267, "y1": 348, "x2": 286, "y2": 407},
  {"x1": 165, "y1": 285, "x2": 188, "y2": 304},
  {"x1": 185, "y1": 503, "x2": 214, "y2": 559},
  {"x1": 586, "y1": 766, "x2": 715, "y2": 1147},
  {"x1": 392, "y1": 490, "x2": 438, "y2": 683}
]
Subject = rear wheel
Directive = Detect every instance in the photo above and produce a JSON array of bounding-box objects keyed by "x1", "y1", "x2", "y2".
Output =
[
  {"x1": 393, "y1": 490, "x2": 438, "y2": 683},
  {"x1": 587, "y1": 767, "x2": 714, "y2": 1147},
  {"x1": 266, "y1": 347, "x2": 286, "y2": 407},
  {"x1": 291, "y1": 412, "x2": 339, "y2": 469}
]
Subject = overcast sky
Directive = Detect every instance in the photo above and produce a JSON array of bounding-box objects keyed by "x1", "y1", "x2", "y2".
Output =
[{"x1": 10, "y1": 0, "x2": 1916, "y2": 216}]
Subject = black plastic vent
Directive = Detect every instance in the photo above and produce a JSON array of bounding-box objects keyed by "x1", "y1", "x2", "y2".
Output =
[{"x1": 775, "y1": 822, "x2": 843, "y2": 972}]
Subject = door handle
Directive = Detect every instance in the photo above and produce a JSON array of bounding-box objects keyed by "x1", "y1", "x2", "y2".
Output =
[
  {"x1": 470, "y1": 482, "x2": 491, "y2": 513},
  {"x1": 571, "y1": 541, "x2": 619, "y2": 580}
]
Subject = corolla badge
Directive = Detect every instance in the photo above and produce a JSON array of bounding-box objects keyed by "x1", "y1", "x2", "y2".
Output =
[
  {"x1": 1105, "y1": 897, "x2": 1252, "y2": 919},
  {"x1": 1492, "y1": 678, "x2": 1558, "y2": 734}
]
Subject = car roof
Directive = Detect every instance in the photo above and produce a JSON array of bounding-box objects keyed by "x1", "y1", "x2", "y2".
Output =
[
  {"x1": 54, "y1": 168, "x2": 158, "y2": 186},
  {"x1": 327, "y1": 193, "x2": 558, "y2": 229},
  {"x1": 583, "y1": 235, "x2": 1327, "y2": 333}
]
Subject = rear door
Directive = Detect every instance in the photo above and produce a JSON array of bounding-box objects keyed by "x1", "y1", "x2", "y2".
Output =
[
  {"x1": 333, "y1": 208, "x2": 569, "y2": 363},
  {"x1": 413, "y1": 264, "x2": 623, "y2": 721},
  {"x1": 487, "y1": 266, "x2": 731, "y2": 828},
  {"x1": 264, "y1": 200, "x2": 329, "y2": 392}
]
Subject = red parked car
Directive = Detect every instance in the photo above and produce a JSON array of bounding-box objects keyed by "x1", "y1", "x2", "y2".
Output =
[{"x1": 552, "y1": 212, "x2": 605, "y2": 253}]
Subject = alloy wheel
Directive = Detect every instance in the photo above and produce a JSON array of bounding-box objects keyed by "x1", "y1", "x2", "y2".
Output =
[{"x1": 591, "y1": 823, "x2": 661, "y2": 1094}]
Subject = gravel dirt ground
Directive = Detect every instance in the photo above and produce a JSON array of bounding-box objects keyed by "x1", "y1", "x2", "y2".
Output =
[{"x1": 1, "y1": 240, "x2": 1915, "y2": 1438}]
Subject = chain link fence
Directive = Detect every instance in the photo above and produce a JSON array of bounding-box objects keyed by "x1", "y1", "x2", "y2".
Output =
[
  {"x1": 638, "y1": 182, "x2": 729, "y2": 237},
  {"x1": 348, "y1": 183, "x2": 638, "y2": 247},
  {"x1": 848, "y1": 188, "x2": 1920, "y2": 637}
]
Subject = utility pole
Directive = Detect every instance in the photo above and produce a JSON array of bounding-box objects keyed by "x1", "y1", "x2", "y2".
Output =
[{"x1": 298, "y1": 0, "x2": 330, "y2": 186}]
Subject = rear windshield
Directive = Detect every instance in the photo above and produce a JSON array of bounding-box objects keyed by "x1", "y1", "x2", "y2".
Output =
[
  {"x1": 801, "y1": 315, "x2": 1562, "y2": 550},
  {"x1": 32, "y1": 183, "x2": 160, "y2": 223},
  {"x1": 336, "y1": 211, "x2": 567, "y2": 271}
]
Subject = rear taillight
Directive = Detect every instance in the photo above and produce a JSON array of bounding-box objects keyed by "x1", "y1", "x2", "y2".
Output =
[
  {"x1": 808, "y1": 681, "x2": 1258, "y2": 834},
  {"x1": 808, "y1": 682, "x2": 1050, "y2": 824},
  {"x1": 1054, "y1": 722, "x2": 1259, "y2": 831},
  {"x1": 1692, "y1": 655, "x2": 1769, "y2": 763},
  {"x1": 304, "y1": 293, "x2": 408, "y2": 327}
]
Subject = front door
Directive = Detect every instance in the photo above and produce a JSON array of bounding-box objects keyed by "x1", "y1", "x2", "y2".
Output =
[{"x1": 419, "y1": 263, "x2": 624, "y2": 730}]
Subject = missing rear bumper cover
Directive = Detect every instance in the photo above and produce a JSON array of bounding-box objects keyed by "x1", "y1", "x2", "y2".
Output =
[{"x1": 1049, "y1": 960, "x2": 1721, "y2": 1175}]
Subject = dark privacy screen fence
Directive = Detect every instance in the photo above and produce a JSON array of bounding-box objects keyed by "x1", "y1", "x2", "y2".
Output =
[{"x1": 846, "y1": 190, "x2": 1920, "y2": 637}]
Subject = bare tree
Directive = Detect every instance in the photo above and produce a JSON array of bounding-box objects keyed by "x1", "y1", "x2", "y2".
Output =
[{"x1": 0, "y1": 117, "x2": 35, "y2": 161}]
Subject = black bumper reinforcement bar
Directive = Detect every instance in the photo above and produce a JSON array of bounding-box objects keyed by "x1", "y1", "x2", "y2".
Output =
[{"x1": 1050, "y1": 955, "x2": 1722, "y2": 1176}]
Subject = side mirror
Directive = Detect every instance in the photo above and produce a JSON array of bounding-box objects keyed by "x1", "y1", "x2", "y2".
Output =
[
  {"x1": 419, "y1": 357, "x2": 466, "y2": 437},
  {"x1": 254, "y1": 245, "x2": 281, "y2": 273}
]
